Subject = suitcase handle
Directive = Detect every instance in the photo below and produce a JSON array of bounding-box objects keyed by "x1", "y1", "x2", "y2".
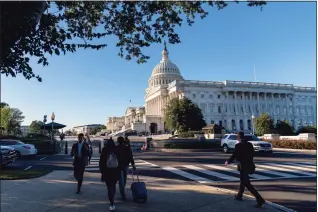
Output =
[{"x1": 131, "y1": 169, "x2": 140, "y2": 182}]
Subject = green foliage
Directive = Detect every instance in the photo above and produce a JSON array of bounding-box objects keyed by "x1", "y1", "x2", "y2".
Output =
[
  {"x1": 274, "y1": 121, "x2": 294, "y2": 136},
  {"x1": 0, "y1": 106, "x2": 25, "y2": 135},
  {"x1": 0, "y1": 1, "x2": 266, "y2": 82},
  {"x1": 164, "y1": 141, "x2": 221, "y2": 149},
  {"x1": 0, "y1": 102, "x2": 9, "y2": 108},
  {"x1": 90, "y1": 125, "x2": 107, "y2": 135},
  {"x1": 29, "y1": 120, "x2": 44, "y2": 134},
  {"x1": 254, "y1": 113, "x2": 274, "y2": 136},
  {"x1": 265, "y1": 139, "x2": 316, "y2": 150},
  {"x1": 164, "y1": 98, "x2": 206, "y2": 133},
  {"x1": 297, "y1": 126, "x2": 317, "y2": 135}
]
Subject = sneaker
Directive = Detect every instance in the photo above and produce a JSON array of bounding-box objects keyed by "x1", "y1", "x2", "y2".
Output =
[
  {"x1": 109, "y1": 205, "x2": 116, "y2": 211},
  {"x1": 255, "y1": 199, "x2": 265, "y2": 208},
  {"x1": 234, "y1": 195, "x2": 243, "y2": 201}
]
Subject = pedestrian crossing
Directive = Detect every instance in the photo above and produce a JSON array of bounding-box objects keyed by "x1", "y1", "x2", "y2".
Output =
[
  {"x1": 84, "y1": 157, "x2": 159, "y2": 172},
  {"x1": 82, "y1": 157, "x2": 316, "y2": 183},
  {"x1": 161, "y1": 161, "x2": 316, "y2": 184}
]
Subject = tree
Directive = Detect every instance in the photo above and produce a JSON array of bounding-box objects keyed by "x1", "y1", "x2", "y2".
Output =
[
  {"x1": 254, "y1": 113, "x2": 274, "y2": 136},
  {"x1": 275, "y1": 120, "x2": 294, "y2": 136},
  {"x1": 90, "y1": 125, "x2": 107, "y2": 135},
  {"x1": 0, "y1": 1, "x2": 266, "y2": 82},
  {"x1": 29, "y1": 120, "x2": 44, "y2": 134},
  {"x1": 164, "y1": 97, "x2": 206, "y2": 133},
  {"x1": 0, "y1": 106, "x2": 25, "y2": 135},
  {"x1": 0, "y1": 102, "x2": 9, "y2": 108},
  {"x1": 297, "y1": 126, "x2": 317, "y2": 135}
]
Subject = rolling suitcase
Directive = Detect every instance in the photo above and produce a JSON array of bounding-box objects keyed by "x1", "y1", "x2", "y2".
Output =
[{"x1": 130, "y1": 170, "x2": 147, "y2": 203}]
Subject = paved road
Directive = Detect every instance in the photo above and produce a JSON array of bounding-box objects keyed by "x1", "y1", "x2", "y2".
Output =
[{"x1": 9, "y1": 147, "x2": 316, "y2": 212}]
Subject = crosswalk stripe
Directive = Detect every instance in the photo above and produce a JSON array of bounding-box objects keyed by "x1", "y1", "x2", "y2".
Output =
[
  {"x1": 296, "y1": 161, "x2": 316, "y2": 166},
  {"x1": 252, "y1": 166, "x2": 298, "y2": 178},
  {"x1": 162, "y1": 166, "x2": 213, "y2": 184},
  {"x1": 227, "y1": 164, "x2": 271, "y2": 180},
  {"x1": 285, "y1": 162, "x2": 316, "y2": 169},
  {"x1": 265, "y1": 163, "x2": 316, "y2": 174},
  {"x1": 256, "y1": 164, "x2": 316, "y2": 177},
  {"x1": 182, "y1": 165, "x2": 239, "y2": 181}
]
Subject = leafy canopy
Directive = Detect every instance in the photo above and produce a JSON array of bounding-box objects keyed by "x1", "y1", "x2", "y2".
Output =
[
  {"x1": 164, "y1": 97, "x2": 206, "y2": 133},
  {"x1": 29, "y1": 120, "x2": 44, "y2": 134},
  {"x1": 254, "y1": 113, "x2": 274, "y2": 136},
  {"x1": 0, "y1": 106, "x2": 25, "y2": 135},
  {"x1": 0, "y1": 1, "x2": 266, "y2": 82}
]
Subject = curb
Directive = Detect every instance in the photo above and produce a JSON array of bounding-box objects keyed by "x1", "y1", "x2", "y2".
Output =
[
  {"x1": 214, "y1": 187, "x2": 297, "y2": 212},
  {"x1": 273, "y1": 148, "x2": 316, "y2": 153}
]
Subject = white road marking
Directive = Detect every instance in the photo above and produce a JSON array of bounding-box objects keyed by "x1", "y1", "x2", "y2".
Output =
[
  {"x1": 162, "y1": 166, "x2": 213, "y2": 184},
  {"x1": 265, "y1": 163, "x2": 316, "y2": 173},
  {"x1": 39, "y1": 157, "x2": 47, "y2": 161},
  {"x1": 24, "y1": 166, "x2": 32, "y2": 171},
  {"x1": 227, "y1": 164, "x2": 271, "y2": 180},
  {"x1": 256, "y1": 164, "x2": 316, "y2": 177},
  {"x1": 182, "y1": 165, "x2": 239, "y2": 181}
]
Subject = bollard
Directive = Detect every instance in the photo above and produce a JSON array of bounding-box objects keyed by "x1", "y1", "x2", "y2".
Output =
[
  {"x1": 99, "y1": 141, "x2": 102, "y2": 154},
  {"x1": 65, "y1": 141, "x2": 68, "y2": 154}
]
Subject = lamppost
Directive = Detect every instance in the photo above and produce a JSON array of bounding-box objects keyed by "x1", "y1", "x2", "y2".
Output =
[
  {"x1": 51, "y1": 112, "x2": 55, "y2": 141},
  {"x1": 43, "y1": 115, "x2": 47, "y2": 135},
  {"x1": 251, "y1": 115, "x2": 255, "y2": 135}
]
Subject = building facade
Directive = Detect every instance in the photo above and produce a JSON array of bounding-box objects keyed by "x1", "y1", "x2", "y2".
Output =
[
  {"x1": 72, "y1": 124, "x2": 103, "y2": 135},
  {"x1": 109, "y1": 43, "x2": 317, "y2": 134},
  {"x1": 20, "y1": 125, "x2": 30, "y2": 135},
  {"x1": 106, "y1": 117, "x2": 125, "y2": 133}
]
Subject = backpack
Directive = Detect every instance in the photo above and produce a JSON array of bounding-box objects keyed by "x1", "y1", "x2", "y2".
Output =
[{"x1": 107, "y1": 152, "x2": 118, "y2": 168}]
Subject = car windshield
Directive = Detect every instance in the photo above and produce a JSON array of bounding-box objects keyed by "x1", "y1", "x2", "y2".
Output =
[{"x1": 244, "y1": 135, "x2": 261, "y2": 141}]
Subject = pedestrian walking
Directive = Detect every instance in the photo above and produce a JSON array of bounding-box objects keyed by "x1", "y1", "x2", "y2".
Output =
[
  {"x1": 71, "y1": 133, "x2": 90, "y2": 194},
  {"x1": 117, "y1": 136, "x2": 136, "y2": 200},
  {"x1": 224, "y1": 131, "x2": 265, "y2": 208},
  {"x1": 99, "y1": 138, "x2": 121, "y2": 211},
  {"x1": 85, "y1": 134, "x2": 93, "y2": 164}
]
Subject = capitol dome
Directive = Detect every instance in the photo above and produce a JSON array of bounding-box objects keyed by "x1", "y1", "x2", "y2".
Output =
[{"x1": 148, "y1": 41, "x2": 183, "y2": 88}]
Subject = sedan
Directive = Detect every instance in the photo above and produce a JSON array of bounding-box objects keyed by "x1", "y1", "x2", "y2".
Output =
[
  {"x1": 0, "y1": 139, "x2": 37, "y2": 158},
  {"x1": 0, "y1": 145, "x2": 18, "y2": 166}
]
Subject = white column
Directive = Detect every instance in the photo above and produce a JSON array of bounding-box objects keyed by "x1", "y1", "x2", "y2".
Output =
[
  {"x1": 234, "y1": 92, "x2": 238, "y2": 115},
  {"x1": 250, "y1": 92, "x2": 254, "y2": 115},
  {"x1": 285, "y1": 93, "x2": 289, "y2": 119},
  {"x1": 242, "y1": 92, "x2": 245, "y2": 114},
  {"x1": 264, "y1": 93, "x2": 268, "y2": 112},
  {"x1": 257, "y1": 92, "x2": 260, "y2": 115}
]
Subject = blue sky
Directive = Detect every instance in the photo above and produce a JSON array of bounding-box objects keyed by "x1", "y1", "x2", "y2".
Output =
[{"x1": 2, "y1": 2, "x2": 316, "y2": 130}]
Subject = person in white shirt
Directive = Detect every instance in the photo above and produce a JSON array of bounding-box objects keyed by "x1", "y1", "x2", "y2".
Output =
[{"x1": 71, "y1": 133, "x2": 89, "y2": 194}]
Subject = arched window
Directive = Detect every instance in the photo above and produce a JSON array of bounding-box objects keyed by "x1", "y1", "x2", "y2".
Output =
[
  {"x1": 247, "y1": 120, "x2": 251, "y2": 130},
  {"x1": 239, "y1": 120, "x2": 244, "y2": 130},
  {"x1": 231, "y1": 120, "x2": 236, "y2": 130}
]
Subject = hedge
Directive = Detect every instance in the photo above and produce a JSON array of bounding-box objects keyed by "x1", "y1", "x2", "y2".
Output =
[
  {"x1": 265, "y1": 139, "x2": 316, "y2": 150},
  {"x1": 164, "y1": 141, "x2": 221, "y2": 149}
]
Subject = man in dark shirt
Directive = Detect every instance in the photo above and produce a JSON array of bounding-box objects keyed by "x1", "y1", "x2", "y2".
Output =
[
  {"x1": 117, "y1": 136, "x2": 136, "y2": 200},
  {"x1": 225, "y1": 131, "x2": 265, "y2": 208},
  {"x1": 71, "y1": 133, "x2": 89, "y2": 194}
]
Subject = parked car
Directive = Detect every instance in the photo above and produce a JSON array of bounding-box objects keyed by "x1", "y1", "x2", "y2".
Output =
[
  {"x1": 0, "y1": 139, "x2": 38, "y2": 158},
  {"x1": 0, "y1": 145, "x2": 18, "y2": 166},
  {"x1": 221, "y1": 134, "x2": 273, "y2": 154}
]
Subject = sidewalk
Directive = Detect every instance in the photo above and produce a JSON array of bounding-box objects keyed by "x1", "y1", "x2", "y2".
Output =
[{"x1": 1, "y1": 171, "x2": 284, "y2": 212}]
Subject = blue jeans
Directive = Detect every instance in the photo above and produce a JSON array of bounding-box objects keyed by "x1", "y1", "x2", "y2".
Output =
[{"x1": 119, "y1": 165, "x2": 129, "y2": 197}]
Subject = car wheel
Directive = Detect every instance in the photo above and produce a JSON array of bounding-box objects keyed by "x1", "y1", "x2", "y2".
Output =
[{"x1": 223, "y1": 144, "x2": 229, "y2": 153}]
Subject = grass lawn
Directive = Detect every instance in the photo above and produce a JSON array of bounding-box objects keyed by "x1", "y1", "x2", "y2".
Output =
[{"x1": 0, "y1": 169, "x2": 53, "y2": 180}]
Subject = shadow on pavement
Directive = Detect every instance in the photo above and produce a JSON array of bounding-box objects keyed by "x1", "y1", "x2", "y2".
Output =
[{"x1": 1, "y1": 171, "x2": 281, "y2": 212}]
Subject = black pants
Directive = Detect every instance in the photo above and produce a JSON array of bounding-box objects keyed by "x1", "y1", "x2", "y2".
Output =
[
  {"x1": 106, "y1": 181, "x2": 117, "y2": 205},
  {"x1": 238, "y1": 169, "x2": 265, "y2": 203},
  {"x1": 74, "y1": 164, "x2": 85, "y2": 190}
]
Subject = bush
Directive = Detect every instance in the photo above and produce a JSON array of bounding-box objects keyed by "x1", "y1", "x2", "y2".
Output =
[
  {"x1": 178, "y1": 132, "x2": 195, "y2": 138},
  {"x1": 265, "y1": 139, "x2": 316, "y2": 150},
  {"x1": 297, "y1": 126, "x2": 317, "y2": 135},
  {"x1": 164, "y1": 141, "x2": 221, "y2": 149}
]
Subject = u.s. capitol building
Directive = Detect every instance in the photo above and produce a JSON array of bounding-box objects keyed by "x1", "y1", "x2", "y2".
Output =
[{"x1": 107, "y1": 43, "x2": 316, "y2": 134}]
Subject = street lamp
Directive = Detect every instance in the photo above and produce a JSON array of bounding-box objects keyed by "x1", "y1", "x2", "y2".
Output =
[
  {"x1": 251, "y1": 115, "x2": 255, "y2": 135},
  {"x1": 43, "y1": 115, "x2": 47, "y2": 135},
  {"x1": 51, "y1": 112, "x2": 55, "y2": 140}
]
